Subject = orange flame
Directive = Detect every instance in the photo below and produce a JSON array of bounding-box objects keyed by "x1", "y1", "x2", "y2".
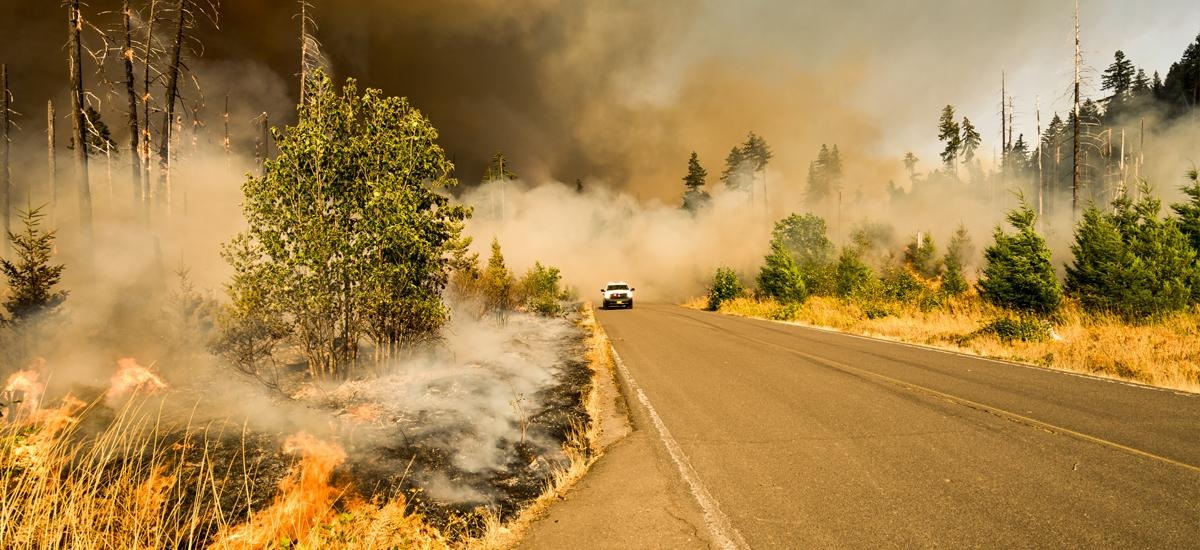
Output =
[
  {"x1": 3, "y1": 358, "x2": 49, "y2": 421},
  {"x1": 213, "y1": 432, "x2": 348, "y2": 548},
  {"x1": 107, "y1": 358, "x2": 168, "y2": 398}
]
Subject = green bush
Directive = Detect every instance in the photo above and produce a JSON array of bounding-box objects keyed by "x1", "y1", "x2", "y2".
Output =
[
  {"x1": 707, "y1": 267, "x2": 745, "y2": 311},
  {"x1": 770, "y1": 302, "x2": 803, "y2": 321},
  {"x1": 881, "y1": 266, "x2": 922, "y2": 303},
  {"x1": 520, "y1": 261, "x2": 564, "y2": 316},
  {"x1": 758, "y1": 241, "x2": 809, "y2": 304},
  {"x1": 978, "y1": 199, "x2": 1062, "y2": 317},
  {"x1": 834, "y1": 248, "x2": 874, "y2": 298},
  {"x1": 903, "y1": 232, "x2": 942, "y2": 279},
  {"x1": 1067, "y1": 191, "x2": 1198, "y2": 321},
  {"x1": 981, "y1": 316, "x2": 1052, "y2": 342}
]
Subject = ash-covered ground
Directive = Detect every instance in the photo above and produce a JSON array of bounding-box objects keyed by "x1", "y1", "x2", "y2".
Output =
[{"x1": 298, "y1": 309, "x2": 593, "y2": 527}]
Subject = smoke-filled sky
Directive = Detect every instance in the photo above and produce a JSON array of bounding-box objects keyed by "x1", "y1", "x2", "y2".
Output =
[{"x1": 2, "y1": 0, "x2": 1199, "y2": 200}]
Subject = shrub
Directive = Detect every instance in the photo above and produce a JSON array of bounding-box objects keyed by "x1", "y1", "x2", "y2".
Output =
[
  {"x1": 771, "y1": 302, "x2": 803, "y2": 321},
  {"x1": 981, "y1": 316, "x2": 1052, "y2": 342},
  {"x1": 772, "y1": 213, "x2": 836, "y2": 294},
  {"x1": 1066, "y1": 192, "x2": 1198, "y2": 321},
  {"x1": 757, "y1": 241, "x2": 808, "y2": 304},
  {"x1": 903, "y1": 232, "x2": 942, "y2": 279},
  {"x1": 834, "y1": 248, "x2": 874, "y2": 298},
  {"x1": 880, "y1": 266, "x2": 922, "y2": 303},
  {"x1": 977, "y1": 199, "x2": 1062, "y2": 317},
  {"x1": 707, "y1": 267, "x2": 744, "y2": 311},
  {"x1": 941, "y1": 224, "x2": 974, "y2": 296},
  {"x1": 520, "y1": 262, "x2": 564, "y2": 316}
]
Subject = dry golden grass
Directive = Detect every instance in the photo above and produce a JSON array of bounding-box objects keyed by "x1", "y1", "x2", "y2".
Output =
[
  {"x1": 0, "y1": 304, "x2": 611, "y2": 549},
  {"x1": 707, "y1": 295, "x2": 1200, "y2": 394}
]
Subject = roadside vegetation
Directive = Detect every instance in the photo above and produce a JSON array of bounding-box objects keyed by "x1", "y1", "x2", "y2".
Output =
[{"x1": 697, "y1": 171, "x2": 1200, "y2": 393}]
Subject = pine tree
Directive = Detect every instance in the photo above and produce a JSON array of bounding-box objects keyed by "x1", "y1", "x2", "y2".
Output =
[
  {"x1": 575, "y1": 178, "x2": 584, "y2": 194},
  {"x1": 681, "y1": 151, "x2": 711, "y2": 213},
  {"x1": 482, "y1": 151, "x2": 517, "y2": 182},
  {"x1": 1067, "y1": 190, "x2": 1197, "y2": 319},
  {"x1": 904, "y1": 233, "x2": 941, "y2": 279},
  {"x1": 1, "y1": 207, "x2": 68, "y2": 324},
  {"x1": 1160, "y1": 33, "x2": 1200, "y2": 118},
  {"x1": 1132, "y1": 68, "x2": 1151, "y2": 95},
  {"x1": 1101, "y1": 50, "x2": 1136, "y2": 96},
  {"x1": 480, "y1": 237, "x2": 515, "y2": 320},
  {"x1": 806, "y1": 144, "x2": 840, "y2": 203},
  {"x1": 902, "y1": 152, "x2": 919, "y2": 183},
  {"x1": 834, "y1": 247, "x2": 873, "y2": 298},
  {"x1": 1171, "y1": 169, "x2": 1200, "y2": 303},
  {"x1": 960, "y1": 117, "x2": 981, "y2": 164},
  {"x1": 942, "y1": 224, "x2": 974, "y2": 296},
  {"x1": 721, "y1": 146, "x2": 751, "y2": 191},
  {"x1": 977, "y1": 199, "x2": 1062, "y2": 316},
  {"x1": 937, "y1": 105, "x2": 961, "y2": 173},
  {"x1": 757, "y1": 240, "x2": 808, "y2": 304}
]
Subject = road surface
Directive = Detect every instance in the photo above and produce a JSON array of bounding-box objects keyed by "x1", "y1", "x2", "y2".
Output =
[{"x1": 521, "y1": 303, "x2": 1200, "y2": 549}]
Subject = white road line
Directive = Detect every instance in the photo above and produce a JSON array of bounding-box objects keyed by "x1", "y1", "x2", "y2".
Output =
[{"x1": 611, "y1": 347, "x2": 750, "y2": 550}]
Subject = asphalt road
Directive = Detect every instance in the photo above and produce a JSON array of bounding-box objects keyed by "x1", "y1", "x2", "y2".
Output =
[{"x1": 592, "y1": 303, "x2": 1200, "y2": 548}]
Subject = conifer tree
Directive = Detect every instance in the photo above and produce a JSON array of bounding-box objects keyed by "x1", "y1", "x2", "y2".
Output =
[
  {"x1": 977, "y1": 198, "x2": 1062, "y2": 316},
  {"x1": 483, "y1": 152, "x2": 517, "y2": 182},
  {"x1": 960, "y1": 117, "x2": 981, "y2": 164},
  {"x1": 1173, "y1": 169, "x2": 1200, "y2": 302},
  {"x1": 758, "y1": 240, "x2": 808, "y2": 304},
  {"x1": 942, "y1": 224, "x2": 974, "y2": 296},
  {"x1": 902, "y1": 152, "x2": 920, "y2": 183},
  {"x1": 681, "y1": 151, "x2": 711, "y2": 213},
  {"x1": 721, "y1": 146, "x2": 751, "y2": 191},
  {"x1": 1067, "y1": 189, "x2": 1197, "y2": 319},
  {"x1": 904, "y1": 233, "x2": 941, "y2": 279},
  {"x1": 937, "y1": 105, "x2": 961, "y2": 173},
  {"x1": 1102, "y1": 50, "x2": 1136, "y2": 96},
  {"x1": 1, "y1": 207, "x2": 68, "y2": 324}
]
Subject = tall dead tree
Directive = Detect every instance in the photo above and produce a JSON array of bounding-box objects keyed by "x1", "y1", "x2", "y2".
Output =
[
  {"x1": 69, "y1": 0, "x2": 93, "y2": 237},
  {"x1": 255, "y1": 112, "x2": 268, "y2": 177},
  {"x1": 1035, "y1": 95, "x2": 1044, "y2": 223},
  {"x1": 1072, "y1": 0, "x2": 1082, "y2": 215},
  {"x1": 157, "y1": 0, "x2": 186, "y2": 210},
  {"x1": 141, "y1": 0, "x2": 157, "y2": 201},
  {"x1": 1000, "y1": 71, "x2": 1007, "y2": 161},
  {"x1": 299, "y1": 0, "x2": 327, "y2": 106},
  {"x1": 1, "y1": 64, "x2": 10, "y2": 255},
  {"x1": 122, "y1": 0, "x2": 142, "y2": 209},
  {"x1": 47, "y1": 101, "x2": 56, "y2": 224},
  {"x1": 222, "y1": 93, "x2": 230, "y2": 164}
]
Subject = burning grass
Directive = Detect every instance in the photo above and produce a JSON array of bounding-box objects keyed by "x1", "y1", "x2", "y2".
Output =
[
  {"x1": 0, "y1": 307, "x2": 608, "y2": 548},
  {"x1": 702, "y1": 295, "x2": 1200, "y2": 393}
]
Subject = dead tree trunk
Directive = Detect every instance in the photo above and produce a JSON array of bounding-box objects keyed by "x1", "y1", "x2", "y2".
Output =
[
  {"x1": 1, "y1": 64, "x2": 10, "y2": 254},
  {"x1": 47, "y1": 101, "x2": 56, "y2": 224},
  {"x1": 255, "y1": 112, "x2": 269, "y2": 177},
  {"x1": 141, "y1": 0, "x2": 157, "y2": 205},
  {"x1": 157, "y1": 0, "x2": 185, "y2": 211},
  {"x1": 1072, "y1": 0, "x2": 1082, "y2": 216},
  {"x1": 69, "y1": 0, "x2": 93, "y2": 237},
  {"x1": 122, "y1": 0, "x2": 142, "y2": 210},
  {"x1": 223, "y1": 93, "x2": 230, "y2": 165}
]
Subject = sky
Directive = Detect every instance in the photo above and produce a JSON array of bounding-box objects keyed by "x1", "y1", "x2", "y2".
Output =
[{"x1": 1, "y1": 0, "x2": 1198, "y2": 199}]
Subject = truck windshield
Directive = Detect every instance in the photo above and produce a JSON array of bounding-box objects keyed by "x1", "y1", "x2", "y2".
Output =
[{"x1": 607, "y1": 285, "x2": 629, "y2": 290}]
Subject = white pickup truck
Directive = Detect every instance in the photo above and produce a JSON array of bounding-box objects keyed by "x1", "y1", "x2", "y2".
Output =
[{"x1": 600, "y1": 282, "x2": 635, "y2": 310}]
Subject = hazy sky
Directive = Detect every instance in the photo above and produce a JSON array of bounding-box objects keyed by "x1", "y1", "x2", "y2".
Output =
[{"x1": 1, "y1": 0, "x2": 1198, "y2": 194}]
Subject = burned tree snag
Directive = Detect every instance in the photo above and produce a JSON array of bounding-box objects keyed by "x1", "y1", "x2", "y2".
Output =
[
  {"x1": 1072, "y1": 0, "x2": 1082, "y2": 216},
  {"x1": 47, "y1": 101, "x2": 57, "y2": 225},
  {"x1": 123, "y1": 0, "x2": 142, "y2": 210},
  {"x1": 69, "y1": 0, "x2": 93, "y2": 237},
  {"x1": 141, "y1": 0, "x2": 157, "y2": 200},
  {"x1": 157, "y1": 0, "x2": 186, "y2": 210},
  {"x1": 1, "y1": 64, "x2": 9, "y2": 253}
]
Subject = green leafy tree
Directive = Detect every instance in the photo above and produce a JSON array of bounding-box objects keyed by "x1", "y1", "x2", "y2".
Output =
[
  {"x1": 977, "y1": 199, "x2": 1062, "y2": 316},
  {"x1": 681, "y1": 151, "x2": 712, "y2": 213},
  {"x1": 1, "y1": 207, "x2": 68, "y2": 324},
  {"x1": 223, "y1": 73, "x2": 468, "y2": 377},
  {"x1": 903, "y1": 232, "x2": 941, "y2": 279},
  {"x1": 1067, "y1": 190, "x2": 1198, "y2": 320},
  {"x1": 758, "y1": 241, "x2": 808, "y2": 304},
  {"x1": 960, "y1": 118, "x2": 981, "y2": 164},
  {"x1": 771, "y1": 213, "x2": 835, "y2": 293},
  {"x1": 941, "y1": 224, "x2": 974, "y2": 296},
  {"x1": 937, "y1": 105, "x2": 961, "y2": 173},
  {"x1": 707, "y1": 267, "x2": 744, "y2": 311}
]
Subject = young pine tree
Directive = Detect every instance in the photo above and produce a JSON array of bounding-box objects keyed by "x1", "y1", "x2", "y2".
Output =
[
  {"x1": 481, "y1": 238, "x2": 515, "y2": 319},
  {"x1": 903, "y1": 232, "x2": 941, "y2": 279},
  {"x1": 941, "y1": 224, "x2": 974, "y2": 296},
  {"x1": 758, "y1": 240, "x2": 808, "y2": 304},
  {"x1": 1067, "y1": 190, "x2": 1197, "y2": 320},
  {"x1": 1, "y1": 207, "x2": 68, "y2": 324},
  {"x1": 977, "y1": 199, "x2": 1062, "y2": 316},
  {"x1": 681, "y1": 151, "x2": 711, "y2": 213}
]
